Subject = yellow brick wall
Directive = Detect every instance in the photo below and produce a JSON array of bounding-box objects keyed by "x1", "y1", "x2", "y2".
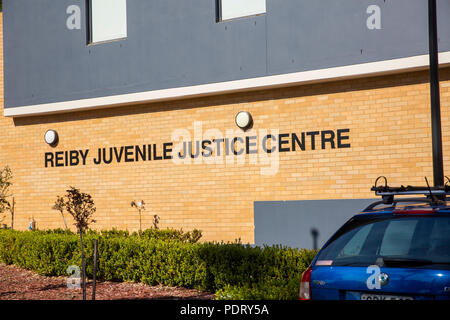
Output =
[{"x1": 1, "y1": 12, "x2": 450, "y2": 242}]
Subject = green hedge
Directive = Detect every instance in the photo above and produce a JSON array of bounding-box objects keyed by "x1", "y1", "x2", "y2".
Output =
[
  {"x1": 216, "y1": 276, "x2": 303, "y2": 300},
  {"x1": 33, "y1": 227, "x2": 203, "y2": 243},
  {"x1": 0, "y1": 229, "x2": 316, "y2": 299}
]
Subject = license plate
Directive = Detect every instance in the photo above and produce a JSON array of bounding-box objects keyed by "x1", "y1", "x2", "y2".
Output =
[{"x1": 360, "y1": 293, "x2": 413, "y2": 300}]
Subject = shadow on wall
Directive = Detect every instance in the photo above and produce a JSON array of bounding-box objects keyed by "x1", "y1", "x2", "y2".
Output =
[
  {"x1": 254, "y1": 199, "x2": 376, "y2": 250},
  {"x1": 310, "y1": 227, "x2": 319, "y2": 251},
  {"x1": 11, "y1": 68, "x2": 448, "y2": 128}
]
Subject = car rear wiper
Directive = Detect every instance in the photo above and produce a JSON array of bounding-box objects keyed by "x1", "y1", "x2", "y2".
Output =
[
  {"x1": 380, "y1": 257, "x2": 433, "y2": 267},
  {"x1": 429, "y1": 261, "x2": 450, "y2": 265},
  {"x1": 332, "y1": 262, "x2": 366, "y2": 266}
]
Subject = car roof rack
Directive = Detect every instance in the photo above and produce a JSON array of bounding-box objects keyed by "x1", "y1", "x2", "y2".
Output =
[
  {"x1": 364, "y1": 197, "x2": 436, "y2": 211},
  {"x1": 365, "y1": 176, "x2": 450, "y2": 211}
]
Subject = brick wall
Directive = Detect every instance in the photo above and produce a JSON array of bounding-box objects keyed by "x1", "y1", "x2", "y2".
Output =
[{"x1": 1, "y1": 12, "x2": 450, "y2": 242}]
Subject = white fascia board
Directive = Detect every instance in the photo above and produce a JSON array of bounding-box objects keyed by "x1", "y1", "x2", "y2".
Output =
[{"x1": 4, "y1": 51, "x2": 450, "y2": 117}]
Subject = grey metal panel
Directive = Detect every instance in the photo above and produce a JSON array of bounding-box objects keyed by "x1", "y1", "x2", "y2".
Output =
[
  {"x1": 266, "y1": 0, "x2": 446, "y2": 75},
  {"x1": 3, "y1": 0, "x2": 450, "y2": 109},
  {"x1": 3, "y1": 0, "x2": 267, "y2": 108},
  {"x1": 254, "y1": 199, "x2": 376, "y2": 249}
]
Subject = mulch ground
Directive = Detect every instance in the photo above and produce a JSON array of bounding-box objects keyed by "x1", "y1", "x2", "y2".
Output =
[{"x1": 0, "y1": 263, "x2": 215, "y2": 300}]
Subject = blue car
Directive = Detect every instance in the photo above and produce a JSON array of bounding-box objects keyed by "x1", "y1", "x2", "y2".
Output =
[{"x1": 299, "y1": 181, "x2": 450, "y2": 300}]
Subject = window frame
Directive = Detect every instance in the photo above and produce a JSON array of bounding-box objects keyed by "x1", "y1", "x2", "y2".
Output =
[
  {"x1": 216, "y1": 0, "x2": 266, "y2": 22},
  {"x1": 87, "y1": 0, "x2": 128, "y2": 45}
]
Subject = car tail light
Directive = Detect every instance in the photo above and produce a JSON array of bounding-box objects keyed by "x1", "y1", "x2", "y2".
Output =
[
  {"x1": 393, "y1": 209, "x2": 436, "y2": 215},
  {"x1": 299, "y1": 267, "x2": 312, "y2": 300}
]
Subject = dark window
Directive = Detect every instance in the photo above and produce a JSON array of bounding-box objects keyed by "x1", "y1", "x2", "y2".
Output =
[{"x1": 315, "y1": 215, "x2": 450, "y2": 269}]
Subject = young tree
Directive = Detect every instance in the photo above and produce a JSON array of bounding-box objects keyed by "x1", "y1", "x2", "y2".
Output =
[
  {"x1": 52, "y1": 196, "x2": 68, "y2": 230},
  {"x1": 153, "y1": 214, "x2": 160, "y2": 229},
  {"x1": 64, "y1": 186, "x2": 96, "y2": 300},
  {"x1": 130, "y1": 200, "x2": 145, "y2": 233},
  {"x1": 0, "y1": 166, "x2": 13, "y2": 229}
]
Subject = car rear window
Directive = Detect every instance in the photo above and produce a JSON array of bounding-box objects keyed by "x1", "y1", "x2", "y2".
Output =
[{"x1": 314, "y1": 215, "x2": 450, "y2": 269}]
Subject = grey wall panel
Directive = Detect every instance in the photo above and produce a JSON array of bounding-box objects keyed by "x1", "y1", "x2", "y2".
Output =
[
  {"x1": 266, "y1": 0, "x2": 444, "y2": 75},
  {"x1": 4, "y1": 0, "x2": 267, "y2": 108},
  {"x1": 254, "y1": 199, "x2": 376, "y2": 249},
  {"x1": 4, "y1": 0, "x2": 450, "y2": 110}
]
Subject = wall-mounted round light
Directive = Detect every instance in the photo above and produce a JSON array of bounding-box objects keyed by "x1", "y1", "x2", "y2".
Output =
[
  {"x1": 44, "y1": 129, "x2": 59, "y2": 146},
  {"x1": 235, "y1": 111, "x2": 253, "y2": 130}
]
